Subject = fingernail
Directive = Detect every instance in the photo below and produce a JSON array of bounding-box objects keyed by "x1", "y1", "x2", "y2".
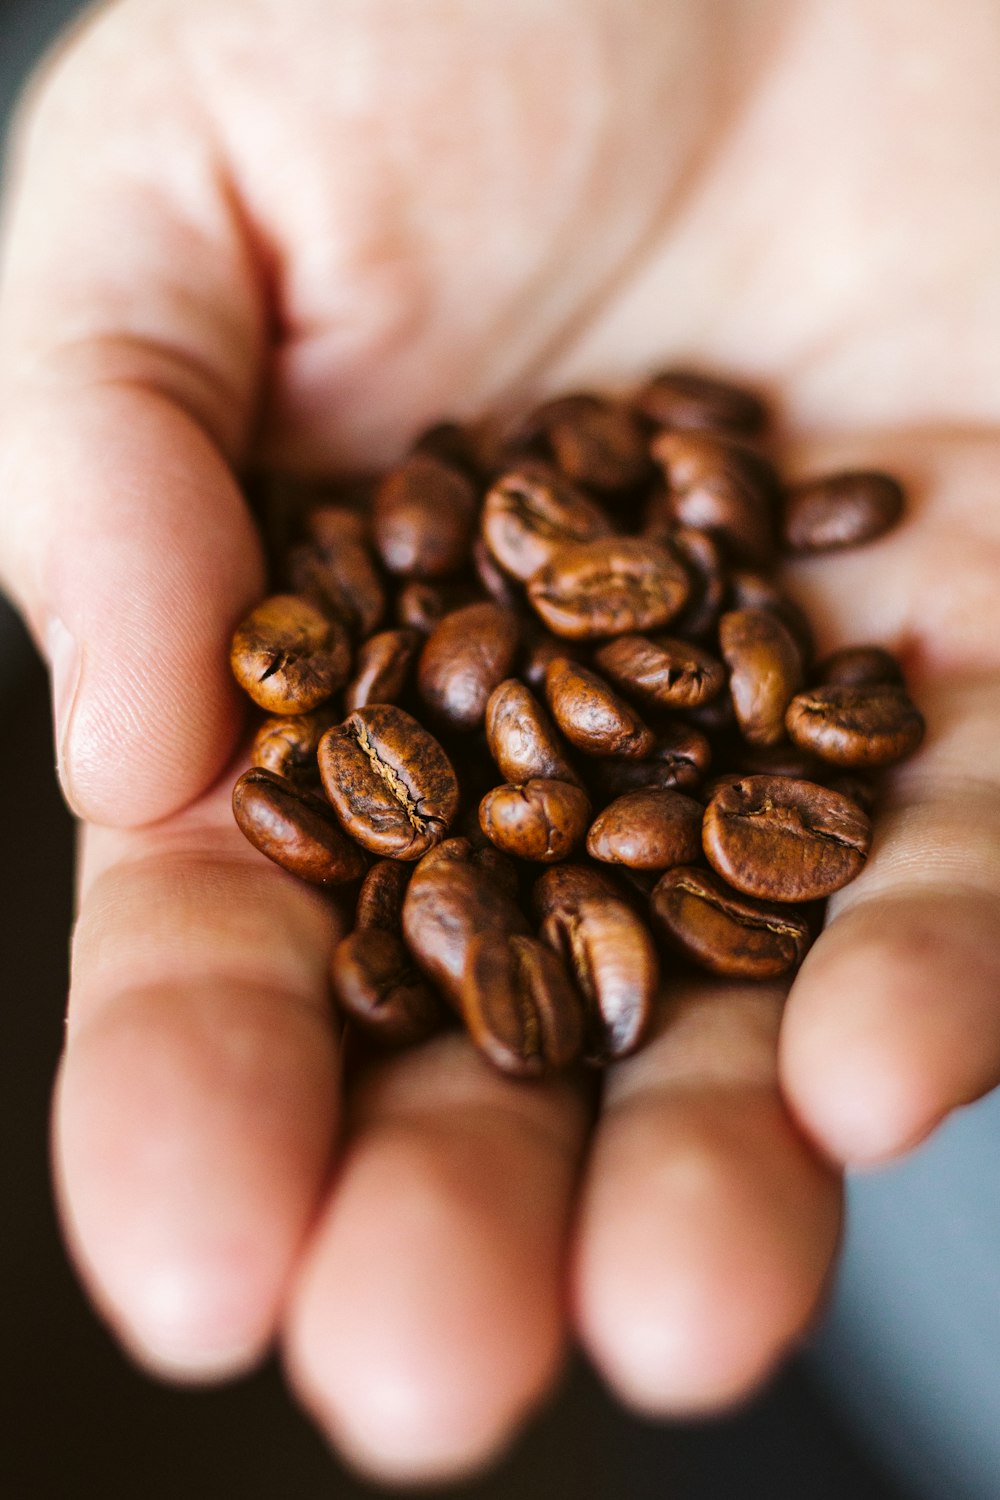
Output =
[{"x1": 45, "y1": 616, "x2": 81, "y2": 803}]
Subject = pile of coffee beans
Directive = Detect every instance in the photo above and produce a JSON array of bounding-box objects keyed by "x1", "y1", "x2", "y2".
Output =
[{"x1": 229, "y1": 371, "x2": 923, "y2": 1078}]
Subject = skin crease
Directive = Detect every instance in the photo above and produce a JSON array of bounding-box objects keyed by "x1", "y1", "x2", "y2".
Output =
[{"x1": 0, "y1": 0, "x2": 999, "y2": 1482}]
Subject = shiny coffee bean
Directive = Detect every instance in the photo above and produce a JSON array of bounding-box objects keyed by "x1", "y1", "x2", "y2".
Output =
[
  {"x1": 586, "y1": 788, "x2": 703, "y2": 871},
  {"x1": 544, "y1": 657, "x2": 654, "y2": 758},
  {"x1": 485, "y1": 678, "x2": 580, "y2": 786},
  {"x1": 519, "y1": 628, "x2": 588, "y2": 693},
  {"x1": 232, "y1": 767, "x2": 369, "y2": 885},
  {"x1": 373, "y1": 453, "x2": 478, "y2": 578},
  {"x1": 590, "y1": 722, "x2": 711, "y2": 797},
  {"x1": 231, "y1": 594, "x2": 352, "y2": 714},
  {"x1": 785, "y1": 683, "x2": 925, "y2": 767},
  {"x1": 650, "y1": 865, "x2": 812, "y2": 978},
  {"x1": 288, "y1": 505, "x2": 385, "y2": 636},
  {"x1": 662, "y1": 525, "x2": 728, "y2": 639},
  {"x1": 529, "y1": 393, "x2": 652, "y2": 494},
  {"x1": 461, "y1": 933, "x2": 584, "y2": 1076},
  {"x1": 344, "y1": 627, "x2": 421, "y2": 711},
  {"x1": 527, "y1": 537, "x2": 690, "y2": 640},
  {"x1": 783, "y1": 471, "x2": 904, "y2": 553},
  {"x1": 593, "y1": 633, "x2": 725, "y2": 710},
  {"x1": 251, "y1": 707, "x2": 337, "y2": 784},
  {"x1": 318, "y1": 704, "x2": 460, "y2": 859},
  {"x1": 702, "y1": 774, "x2": 872, "y2": 902},
  {"x1": 479, "y1": 779, "x2": 591, "y2": 862},
  {"x1": 472, "y1": 535, "x2": 524, "y2": 609},
  {"x1": 333, "y1": 929, "x2": 445, "y2": 1046},
  {"x1": 651, "y1": 431, "x2": 777, "y2": 565},
  {"x1": 719, "y1": 607, "x2": 804, "y2": 747},
  {"x1": 418, "y1": 602, "x2": 521, "y2": 731},
  {"x1": 481, "y1": 462, "x2": 612, "y2": 581},
  {"x1": 394, "y1": 580, "x2": 450, "y2": 634},
  {"x1": 812, "y1": 645, "x2": 904, "y2": 689},
  {"x1": 534, "y1": 864, "x2": 659, "y2": 1062},
  {"x1": 634, "y1": 369, "x2": 768, "y2": 437}
]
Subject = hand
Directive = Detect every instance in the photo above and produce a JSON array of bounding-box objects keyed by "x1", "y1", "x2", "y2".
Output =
[{"x1": 2, "y1": 0, "x2": 998, "y2": 1481}]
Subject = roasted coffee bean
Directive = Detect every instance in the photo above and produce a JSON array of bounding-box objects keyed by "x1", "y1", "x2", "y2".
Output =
[
  {"x1": 472, "y1": 535, "x2": 524, "y2": 609},
  {"x1": 534, "y1": 864, "x2": 659, "y2": 1062},
  {"x1": 586, "y1": 788, "x2": 703, "y2": 871},
  {"x1": 461, "y1": 933, "x2": 584, "y2": 1076},
  {"x1": 410, "y1": 420, "x2": 481, "y2": 477},
  {"x1": 650, "y1": 865, "x2": 812, "y2": 978},
  {"x1": 231, "y1": 594, "x2": 352, "y2": 713},
  {"x1": 394, "y1": 579, "x2": 480, "y2": 634},
  {"x1": 526, "y1": 393, "x2": 651, "y2": 494},
  {"x1": 527, "y1": 538, "x2": 690, "y2": 640},
  {"x1": 418, "y1": 602, "x2": 521, "y2": 731},
  {"x1": 634, "y1": 369, "x2": 768, "y2": 437},
  {"x1": 318, "y1": 704, "x2": 460, "y2": 859},
  {"x1": 590, "y1": 722, "x2": 711, "y2": 797},
  {"x1": 662, "y1": 525, "x2": 728, "y2": 639},
  {"x1": 702, "y1": 774, "x2": 872, "y2": 902},
  {"x1": 783, "y1": 470, "x2": 904, "y2": 553},
  {"x1": 812, "y1": 645, "x2": 904, "y2": 689},
  {"x1": 545, "y1": 657, "x2": 654, "y2": 758},
  {"x1": 823, "y1": 771, "x2": 879, "y2": 814},
  {"x1": 373, "y1": 453, "x2": 478, "y2": 578},
  {"x1": 727, "y1": 569, "x2": 815, "y2": 664},
  {"x1": 344, "y1": 627, "x2": 421, "y2": 711},
  {"x1": 288, "y1": 506, "x2": 385, "y2": 636},
  {"x1": 485, "y1": 678, "x2": 581, "y2": 786},
  {"x1": 251, "y1": 707, "x2": 336, "y2": 784},
  {"x1": 402, "y1": 838, "x2": 528, "y2": 1005},
  {"x1": 719, "y1": 607, "x2": 804, "y2": 747},
  {"x1": 519, "y1": 628, "x2": 587, "y2": 692},
  {"x1": 785, "y1": 683, "x2": 925, "y2": 767},
  {"x1": 479, "y1": 779, "x2": 591, "y2": 862},
  {"x1": 481, "y1": 462, "x2": 612, "y2": 581},
  {"x1": 232, "y1": 767, "x2": 369, "y2": 885},
  {"x1": 651, "y1": 431, "x2": 777, "y2": 565},
  {"x1": 593, "y1": 633, "x2": 725, "y2": 710}
]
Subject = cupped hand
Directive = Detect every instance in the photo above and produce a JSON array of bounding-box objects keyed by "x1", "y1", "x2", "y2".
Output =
[{"x1": 2, "y1": 0, "x2": 999, "y2": 1481}]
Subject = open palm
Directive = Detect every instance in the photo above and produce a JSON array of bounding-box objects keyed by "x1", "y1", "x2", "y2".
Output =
[{"x1": 2, "y1": 0, "x2": 999, "y2": 1480}]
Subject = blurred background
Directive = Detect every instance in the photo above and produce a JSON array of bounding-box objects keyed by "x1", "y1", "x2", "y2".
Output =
[{"x1": 2, "y1": 3, "x2": 997, "y2": 1497}]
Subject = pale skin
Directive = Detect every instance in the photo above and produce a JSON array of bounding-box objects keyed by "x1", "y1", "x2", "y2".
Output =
[{"x1": 1, "y1": 0, "x2": 999, "y2": 1482}]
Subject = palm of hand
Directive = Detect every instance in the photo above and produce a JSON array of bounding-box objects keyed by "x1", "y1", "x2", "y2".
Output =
[{"x1": 5, "y1": 0, "x2": 1000, "y2": 1481}]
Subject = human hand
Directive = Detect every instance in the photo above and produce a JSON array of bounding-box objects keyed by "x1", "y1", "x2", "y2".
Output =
[{"x1": 1, "y1": 0, "x2": 998, "y2": 1481}]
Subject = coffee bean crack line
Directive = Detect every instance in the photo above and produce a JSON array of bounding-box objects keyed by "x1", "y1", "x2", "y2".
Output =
[
  {"x1": 352, "y1": 719, "x2": 434, "y2": 832},
  {"x1": 673, "y1": 878, "x2": 806, "y2": 938},
  {"x1": 736, "y1": 804, "x2": 868, "y2": 852}
]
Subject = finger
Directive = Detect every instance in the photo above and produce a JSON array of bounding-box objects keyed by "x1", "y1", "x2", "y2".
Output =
[
  {"x1": 781, "y1": 672, "x2": 1000, "y2": 1164},
  {"x1": 54, "y1": 770, "x2": 342, "y2": 1378},
  {"x1": 0, "y1": 27, "x2": 265, "y2": 825},
  {"x1": 573, "y1": 981, "x2": 841, "y2": 1414},
  {"x1": 283, "y1": 1036, "x2": 591, "y2": 1484}
]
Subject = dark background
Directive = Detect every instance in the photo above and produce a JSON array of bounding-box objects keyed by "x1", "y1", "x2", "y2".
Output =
[{"x1": 0, "y1": 3, "x2": 906, "y2": 1495}]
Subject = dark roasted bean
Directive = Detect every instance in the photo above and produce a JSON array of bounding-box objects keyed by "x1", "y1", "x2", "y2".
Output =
[
  {"x1": 418, "y1": 602, "x2": 521, "y2": 731},
  {"x1": 634, "y1": 369, "x2": 768, "y2": 437},
  {"x1": 702, "y1": 774, "x2": 872, "y2": 902},
  {"x1": 318, "y1": 704, "x2": 460, "y2": 859},
  {"x1": 519, "y1": 628, "x2": 588, "y2": 692},
  {"x1": 250, "y1": 707, "x2": 337, "y2": 784},
  {"x1": 586, "y1": 788, "x2": 703, "y2": 871},
  {"x1": 545, "y1": 657, "x2": 654, "y2": 758},
  {"x1": 461, "y1": 933, "x2": 584, "y2": 1076},
  {"x1": 650, "y1": 865, "x2": 812, "y2": 978},
  {"x1": 482, "y1": 462, "x2": 612, "y2": 581},
  {"x1": 719, "y1": 607, "x2": 804, "y2": 747},
  {"x1": 662, "y1": 525, "x2": 728, "y2": 639},
  {"x1": 472, "y1": 535, "x2": 524, "y2": 609},
  {"x1": 232, "y1": 767, "x2": 369, "y2": 885},
  {"x1": 812, "y1": 645, "x2": 905, "y2": 689},
  {"x1": 479, "y1": 779, "x2": 591, "y2": 862},
  {"x1": 593, "y1": 633, "x2": 725, "y2": 710},
  {"x1": 527, "y1": 538, "x2": 689, "y2": 639},
  {"x1": 785, "y1": 683, "x2": 925, "y2": 767},
  {"x1": 287, "y1": 506, "x2": 385, "y2": 636},
  {"x1": 783, "y1": 471, "x2": 904, "y2": 553},
  {"x1": 373, "y1": 453, "x2": 478, "y2": 578},
  {"x1": 727, "y1": 569, "x2": 815, "y2": 663},
  {"x1": 651, "y1": 431, "x2": 778, "y2": 564},
  {"x1": 534, "y1": 864, "x2": 659, "y2": 1062},
  {"x1": 344, "y1": 627, "x2": 421, "y2": 711},
  {"x1": 528, "y1": 393, "x2": 652, "y2": 494},
  {"x1": 591, "y1": 722, "x2": 711, "y2": 797},
  {"x1": 230, "y1": 594, "x2": 352, "y2": 713},
  {"x1": 485, "y1": 678, "x2": 581, "y2": 786}
]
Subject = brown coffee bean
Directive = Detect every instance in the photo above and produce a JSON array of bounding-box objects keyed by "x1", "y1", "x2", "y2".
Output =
[
  {"x1": 527, "y1": 393, "x2": 652, "y2": 494},
  {"x1": 651, "y1": 431, "x2": 777, "y2": 565},
  {"x1": 344, "y1": 627, "x2": 421, "y2": 712},
  {"x1": 593, "y1": 633, "x2": 725, "y2": 710},
  {"x1": 719, "y1": 607, "x2": 804, "y2": 747},
  {"x1": 590, "y1": 722, "x2": 711, "y2": 798},
  {"x1": 534, "y1": 864, "x2": 659, "y2": 1062},
  {"x1": 481, "y1": 462, "x2": 612, "y2": 581},
  {"x1": 373, "y1": 453, "x2": 478, "y2": 578},
  {"x1": 485, "y1": 678, "x2": 581, "y2": 786},
  {"x1": 471, "y1": 535, "x2": 524, "y2": 610},
  {"x1": 230, "y1": 594, "x2": 352, "y2": 714},
  {"x1": 250, "y1": 707, "x2": 337, "y2": 784},
  {"x1": 410, "y1": 420, "x2": 481, "y2": 477},
  {"x1": 461, "y1": 933, "x2": 584, "y2": 1076},
  {"x1": 518, "y1": 628, "x2": 587, "y2": 692},
  {"x1": 232, "y1": 767, "x2": 369, "y2": 885},
  {"x1": 650, "y1": 865, "x2": 812, "y2": 978},
  {"x1": 288, "y1": 506, "x2": 386, "y2": 637},
  {"x1": 394, "y1": 580, "x2": 449, "y2": 634},
  {"x1": 545, "y1": 657, "x2": 654, "y2": 758},
  {"x1": 726, "y1": 570, "x2": 815, "y2": 664},
  {"x1": 785, "y1": 683, "x2": 925, "y2": 767},
  {"x1": 527, "y1": 538, "x2": 690, "y2": 640},
  {"x1": 702, "y1": 774, "x2": 872, "y2": 902},
  {"x1": 783, "y1": 471, "x2": 904, "y2": 553},
  {"x1": 402, "y1": 838, "x2": 528, "y2": 1005},
  {"x1": 634, "y1": 369, "x2": 768, "y2": 437},
  {"x1": 318, "y1": 704, "x2": 460, "y2": 859},
  {"x1": 479, "y1": 779, "x2": 591, "y2": 862},
  {"x1": 331, "y1": 860, "x2": 443, "y2": 1045},
  {"x1": 812, "y1": 645, "x2": 904, "y2": 689},
  {"x1": 418, "y1": 602, "x2": 521, "y2": 731},
  {"x1": 661, "y1": 525, "x2": 728, "y2": 639},
  {"x1": 586, "y1": 788, "x2": 703, "y2": 871}
]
